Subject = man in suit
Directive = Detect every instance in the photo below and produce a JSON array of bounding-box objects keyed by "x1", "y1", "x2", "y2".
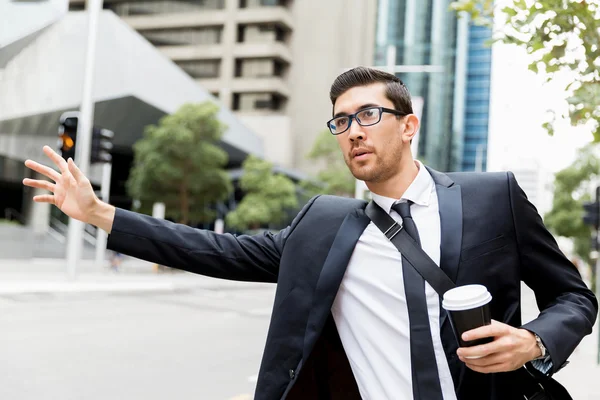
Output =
[{"x1": 24, "y1": 67, "x2": 597, "y2": 400}]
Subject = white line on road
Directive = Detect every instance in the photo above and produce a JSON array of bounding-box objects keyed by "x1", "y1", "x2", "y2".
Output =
[{"x1": 228, "y1": 395, "x2": 252, "y2": 400}]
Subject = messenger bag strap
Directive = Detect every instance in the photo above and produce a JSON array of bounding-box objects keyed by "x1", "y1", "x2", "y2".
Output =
[{"x1": 365, "y1": 201, "x2": 456, "y2": 296}]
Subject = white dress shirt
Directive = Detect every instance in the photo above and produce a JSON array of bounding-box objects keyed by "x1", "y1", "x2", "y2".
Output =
[{"x1": 331, "y1": 161, "x2": 457, "y2": 400}]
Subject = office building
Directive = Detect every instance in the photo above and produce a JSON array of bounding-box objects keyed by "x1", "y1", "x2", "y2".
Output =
[{"x1": 373, "y1": 0, "x2": 492, "y2": 172}]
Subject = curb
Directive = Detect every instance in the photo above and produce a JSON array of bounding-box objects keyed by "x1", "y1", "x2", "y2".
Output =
[{"x1": 0, "y1": 281, "x2": 201, "y2": 295}]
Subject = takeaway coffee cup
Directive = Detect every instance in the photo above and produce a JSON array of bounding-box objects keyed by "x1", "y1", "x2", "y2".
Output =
[{"x1": 442, "y1": 284, "x2": 492, "y2": 350}]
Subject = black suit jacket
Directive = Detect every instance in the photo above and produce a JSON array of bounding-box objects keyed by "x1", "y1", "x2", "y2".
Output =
[{"x1": 107, "y1": 169, "x2": 598, "y2": 400}]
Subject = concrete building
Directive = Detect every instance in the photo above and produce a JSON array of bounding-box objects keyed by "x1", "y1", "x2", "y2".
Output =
[
  {"x1": 373, "y1": 0, "x2": 492, "y2": 172},
  {"x1": 68, "y1": 0, "x2": 377, "y2": 171}
]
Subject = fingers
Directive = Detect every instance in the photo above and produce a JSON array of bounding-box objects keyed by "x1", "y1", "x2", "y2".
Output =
[
  {"x1": 23, "y1": 178, "x2": 56, "y2": 193},
  {"x1": 458, "y1": 341, "x2": 498, "y2": 359},
  {"x1": 33, "y1": 194, "x2": 55, "y2": 204},
  {"x1": 24, "y1": 159, "x2": 61, "y2": 182},
  {"x1": 43, "y1": 145, "x2": 68, "y2": 173},
  {"x1": 67, "y1": 158, "x2": 86, "y2": 184},
  {"x1": 464, "y1": 360, "x2": 509, "y2": 374},
  {"x1": 462, "y1": 320, "x2": 509, "y2": 342}
]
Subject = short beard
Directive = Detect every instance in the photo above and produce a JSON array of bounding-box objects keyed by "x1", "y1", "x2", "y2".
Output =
[{"x1": 345, "y1": 155, "x2": 399, "y2": 184}]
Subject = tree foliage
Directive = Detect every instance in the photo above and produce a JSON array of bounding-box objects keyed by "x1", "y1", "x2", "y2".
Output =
[
  {"x1": 450, "y1": 0, "x2": 600, "y2": 140},
  {"x1": 300, "y1": 129, "x2": 356, "y2": 198},
  {"x1": 544, "y1": 144, "x2": 600, "y2": 263},
  {"x1": 126, "y1": 102, "x2": 232, "y2": 225},
  {"x1": 226, "y1": 156, "x2": 298, "y2": 231}
]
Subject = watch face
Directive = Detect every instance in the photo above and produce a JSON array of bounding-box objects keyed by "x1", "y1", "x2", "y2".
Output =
[{"x1": 535, "y1": 335, "x2": 546, "y2": 357}]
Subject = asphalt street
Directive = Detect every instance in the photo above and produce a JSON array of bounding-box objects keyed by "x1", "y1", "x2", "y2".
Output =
[
  {"x1": 0, "y1": 284, "x2": 276, "y2": 400},
  {"x1": 1, "y1": 258, "x2": 598, "y2": 399}
]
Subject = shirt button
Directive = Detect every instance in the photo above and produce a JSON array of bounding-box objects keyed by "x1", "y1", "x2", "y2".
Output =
[{"x1": 289, "y1": 369, "x2": 295, "y2": 379}]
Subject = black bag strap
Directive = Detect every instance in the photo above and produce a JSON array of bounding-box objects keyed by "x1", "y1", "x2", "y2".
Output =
[{"x1": 365, "y1": 201, "x2": 456, "y2": 296}]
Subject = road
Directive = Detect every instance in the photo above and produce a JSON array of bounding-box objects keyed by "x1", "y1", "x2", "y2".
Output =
[
  {"x1": 1, "y1": 258, "x2": 598, "y2": 399},
  {"x1": 0, "y1": 284, "x2": 276, "y2": 400}
]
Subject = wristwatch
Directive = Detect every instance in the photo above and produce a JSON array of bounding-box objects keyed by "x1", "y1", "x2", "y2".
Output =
[{"x1": 534, "y1": 333, "x2": 547, "y2": 359}]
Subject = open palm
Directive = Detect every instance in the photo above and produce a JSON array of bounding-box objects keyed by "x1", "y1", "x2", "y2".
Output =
[{"x1": 23, "y1": 146, "x2": 98, "y2": 223}]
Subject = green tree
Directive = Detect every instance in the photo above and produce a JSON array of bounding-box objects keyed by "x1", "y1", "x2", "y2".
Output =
[
  {"x1": 451, "y1": 0, "x2": 600, "y2": 140},
  {"x1": 126, "y1": 102, "x2": 232, "y2": 225},
  {"x1": 226, "y1": 156, "x2": 298, "y2": 231},
  {"x1": 544, "y1": 144, "x2": 600, "y2": 266},
  {"x1": 300, "y1": 129, "x2": 356, "y2": 198}
]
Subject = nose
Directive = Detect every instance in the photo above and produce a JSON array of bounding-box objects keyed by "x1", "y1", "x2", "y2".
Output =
[{"x1": 347, "y1": 118, "x2": 365, "y2": 142}]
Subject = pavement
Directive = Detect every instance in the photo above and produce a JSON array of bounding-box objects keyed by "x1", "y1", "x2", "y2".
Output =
[{"x1": 1, "y1": 257, "x2": 599, "y2": 398}]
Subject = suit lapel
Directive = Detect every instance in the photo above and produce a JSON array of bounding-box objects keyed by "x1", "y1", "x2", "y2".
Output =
[
  {"x1": 302, "y1": 208, "x2": 371, "y2": 361},
  {"x1": 427, "y1": 167, "x2": 465, "y2": 388}
]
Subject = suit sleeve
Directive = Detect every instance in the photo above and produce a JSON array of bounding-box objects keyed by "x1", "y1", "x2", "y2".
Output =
[
  {"x1": 508, "y1": 172, "x2": 598, "y2": 374},
  {"x1": 106, "y1": 196, "x2": 320, "y2": 284}
]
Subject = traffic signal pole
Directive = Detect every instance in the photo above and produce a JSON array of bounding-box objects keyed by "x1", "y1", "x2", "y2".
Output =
[
  {"x1": 95, "y1": 162, "x2": 112, "y2": 267},
  {"x1": 66, "y1": 0, "x2": 103, "y2": 280}
]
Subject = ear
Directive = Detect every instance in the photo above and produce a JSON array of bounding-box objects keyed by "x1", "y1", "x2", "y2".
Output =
[{"x1": 401, "y1": 114, "x2": 419, "y2": 143}]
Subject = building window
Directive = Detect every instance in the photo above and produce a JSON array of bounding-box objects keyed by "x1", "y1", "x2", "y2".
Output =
[
  {"x1": 232, "y1": 93, "x2": 285, "y2": 111},
  {"x1": 237, "y1": 24, "x2": 288, "y2": 43},
  {"x1": 175, "y1": 60, "x2": 221, "y2": 79},
  {"x1": 107, "y1": 0, "x2": 225, "y2": 16},
  {"x1": 234, "y1": 58, "x2": 286, "y2": 78},
  {"x1": 138, "y1": 26, "x2": 223, "y2": 47},
  {"x1": 239, "y1": 0, "x2": 290, "y2": 8}
]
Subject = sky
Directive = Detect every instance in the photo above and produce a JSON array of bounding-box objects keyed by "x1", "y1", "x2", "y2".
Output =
[{"x1": 486, "y1": 7, "x2": 593, "y2": 175}]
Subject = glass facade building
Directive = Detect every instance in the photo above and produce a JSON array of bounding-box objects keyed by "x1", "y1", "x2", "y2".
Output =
[
  {"x1": 462, "y1": 24, "x2": 492, "y2": 171},
  {"x1": 374, "y1": 0, "x2": 491, "y2": 172}
]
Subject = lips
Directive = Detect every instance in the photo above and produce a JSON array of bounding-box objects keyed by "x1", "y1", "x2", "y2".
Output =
[{"x1": 352, "y1": 148, "x2": 372, "y2": 158}]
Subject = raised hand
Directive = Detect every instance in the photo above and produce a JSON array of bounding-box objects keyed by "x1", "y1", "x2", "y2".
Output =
[{"x1": 23, "y1": 145, "x2": 99, "y2": 224}]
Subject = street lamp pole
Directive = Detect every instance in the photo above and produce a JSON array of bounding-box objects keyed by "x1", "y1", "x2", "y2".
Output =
[{"x1": 66, "y1": 0, "x2": 104, "y2": 280}]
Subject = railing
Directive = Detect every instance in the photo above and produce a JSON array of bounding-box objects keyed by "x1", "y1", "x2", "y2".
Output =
[{"x1": 50, "y1": 216, "x2": 97, "y2": 246}]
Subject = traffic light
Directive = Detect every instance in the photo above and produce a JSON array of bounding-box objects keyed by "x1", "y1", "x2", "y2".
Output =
[
  {"x1": 58, "y1": 112, "x2": 79, "y2": 160},
  {"x1": 583, "y1": 186, "x2": 600, "y2": 230},
  {"x1": 91, "y1": 127, "x2": 114, "y2": 164}
]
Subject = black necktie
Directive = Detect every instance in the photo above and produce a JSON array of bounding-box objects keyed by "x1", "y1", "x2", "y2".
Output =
[{"x1": 392, "y1": 201, "x2": 444, "y2": 400}]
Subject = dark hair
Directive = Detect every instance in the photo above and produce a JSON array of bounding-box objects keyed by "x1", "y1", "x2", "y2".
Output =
[{"x1": 329, "y1": 66, "x2": 413, "y2": 116}]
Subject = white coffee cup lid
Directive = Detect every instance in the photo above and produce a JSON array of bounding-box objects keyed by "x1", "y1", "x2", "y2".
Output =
[{"x1": 442, "y1": 284, "x2": 492, "y2": 311}]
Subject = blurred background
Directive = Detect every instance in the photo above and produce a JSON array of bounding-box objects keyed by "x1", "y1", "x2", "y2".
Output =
[{"x1": 0, "y1": 0, "x2": 598, "y2": 399}]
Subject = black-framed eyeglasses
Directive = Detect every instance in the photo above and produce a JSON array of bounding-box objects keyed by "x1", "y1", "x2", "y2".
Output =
[{"x1": 326, "y1": 106, "x2": 407, "y2": 135}]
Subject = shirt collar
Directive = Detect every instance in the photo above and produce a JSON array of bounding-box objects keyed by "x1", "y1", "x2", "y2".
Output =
[{"x1": 370, "y1": 160, "x2": 434, "y2": 213}]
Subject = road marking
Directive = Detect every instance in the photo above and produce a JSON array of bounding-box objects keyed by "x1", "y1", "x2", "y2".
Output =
[{"x1": 228, "y1": 395, "x2": 252, "y2": 400}]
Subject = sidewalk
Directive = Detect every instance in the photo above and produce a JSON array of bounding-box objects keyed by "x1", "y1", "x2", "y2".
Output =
[
  {"x1": 0, "y1": 257, "x2": 272, "y2": 295},
  {"x1": 521, "y1": 284, "x2": 600, "y2": 399}
]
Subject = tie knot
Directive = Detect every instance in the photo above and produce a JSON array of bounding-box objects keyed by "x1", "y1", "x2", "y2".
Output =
[{"x1": 392, "y1": 201, "x2": 413, "y2": 219}]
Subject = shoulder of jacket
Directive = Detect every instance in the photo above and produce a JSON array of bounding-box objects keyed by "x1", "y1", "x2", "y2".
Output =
[{"x1": 312, "y1": 194, "x2": 367, "y2": 209}]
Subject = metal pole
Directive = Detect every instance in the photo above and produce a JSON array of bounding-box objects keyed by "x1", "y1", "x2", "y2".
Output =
[
  {"x1": 596, "y1": 187, "x2": 600, "y2": 365},
  {"x1": 596, "y1": 256, "x2": 599, "y2": 365},
  {"x1": 95, "y1": 162, "x2": 112, "y2": 267},
  {"x1": 66, "y1": 0, "x2": 103, "y2": 280}
]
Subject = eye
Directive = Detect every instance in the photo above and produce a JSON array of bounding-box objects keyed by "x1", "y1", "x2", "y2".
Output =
[
  {"x1": 335, "y1": 117, "x2": 348, "y2": 127},
  {"x1": 358, "y1": 108, "x2": 378, "y2": 120}
]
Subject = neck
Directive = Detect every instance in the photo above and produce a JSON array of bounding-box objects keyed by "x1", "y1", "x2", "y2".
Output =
[{"x1": 366, "y1": 158, "x2": 420, "y2": 199}]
